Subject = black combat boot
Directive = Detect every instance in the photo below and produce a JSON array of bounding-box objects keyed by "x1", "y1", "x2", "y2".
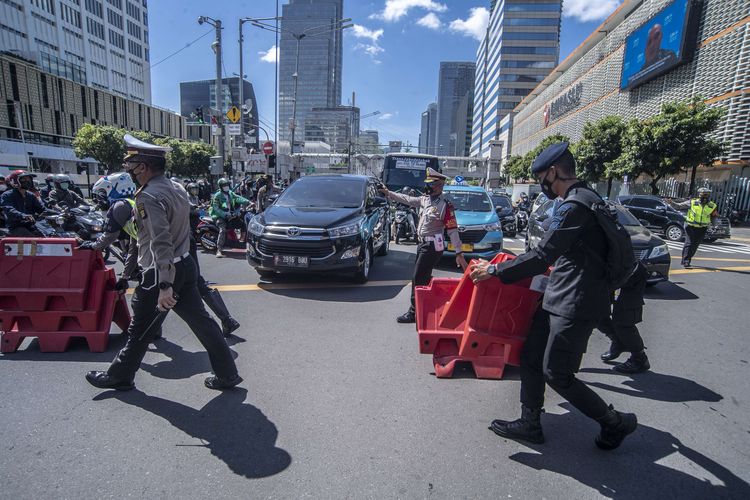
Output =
[
  {"x1": 595, "y1": 405, "x2": 637, "y2": 450},
  {"x1": 397, "y1": 310, "x2": 416, "y2": 323},
  {"x1": 489, "y1": 406, "x2": 545, "y2": 444},
  {"x1": 614, "y1": 351, "x2": 650, "y2": 374},
  {"x1": 202, "y1": 288, "x2": 241, "y2": 337},
  {"x1": 601, "y1": 340, "x2": 624, "y2": 362}
]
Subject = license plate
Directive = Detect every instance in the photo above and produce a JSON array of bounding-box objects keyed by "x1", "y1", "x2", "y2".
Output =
[
  {"x1": 447, "y1": 243, "x2": 474, "y2": 252},
  {"x1": 274, "y1": 255, "x2": 309, "y2": 267}
]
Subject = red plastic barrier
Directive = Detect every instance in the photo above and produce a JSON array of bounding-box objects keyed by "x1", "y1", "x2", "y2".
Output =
[{"x1": 415, "y1": 278, "x2": 464, "y2": 355}]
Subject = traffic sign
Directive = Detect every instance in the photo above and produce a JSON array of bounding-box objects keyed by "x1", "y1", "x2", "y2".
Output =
[
  {"x1": 262, "y1": 141, "x2": 275, "y2": 155},
  {"x1": 227, "y1": 123, "x2": 241, "y2": 136},
  {"x1": 226, "y1": 106, "x2": 241, "y2": 124}
]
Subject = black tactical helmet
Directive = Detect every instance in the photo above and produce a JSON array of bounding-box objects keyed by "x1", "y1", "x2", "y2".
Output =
[{"x1": 218, "y1": 178, "x2": 230, "y2": 188}]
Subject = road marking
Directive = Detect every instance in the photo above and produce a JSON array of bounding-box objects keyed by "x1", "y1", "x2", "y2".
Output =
[
  {"x1": 730, "y1": 237, "x2": 750, "y2": 243},
  {"x1": 671, "y1": 265, "x2": 750, "y2": 275},
  {"x1": 664, "y1": 241, "x2": 750, "y2": 255},
  {"x1": 670, "y1": 256, "x2": 750, "y2": 263},
  {"x1": 214, "y1": 279, "x2": 410, "y2": 292}
]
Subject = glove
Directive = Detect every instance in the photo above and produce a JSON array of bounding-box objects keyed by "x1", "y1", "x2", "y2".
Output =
[
  {"x1": 78, "y1": 240, "x2": 96, "y2": 250},
  {"x1": 114, "y1": 278, "x2": 130, "y2": 292}
]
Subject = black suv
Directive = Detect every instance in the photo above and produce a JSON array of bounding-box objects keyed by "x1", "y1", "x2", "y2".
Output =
[{"x1": 246, "y1": 175, "x2": 390, "y2": 282}]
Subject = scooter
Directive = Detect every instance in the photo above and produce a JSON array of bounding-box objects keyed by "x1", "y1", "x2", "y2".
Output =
[
  {"x1": 393, "y1": 205, "x2": 417, "y2": 243},
  {"x1": 197, "y1": 209, "x2": 249, "y2": 252},
  {"x1": 515, "y1": 209, "x2": 529, "y2": 233}
]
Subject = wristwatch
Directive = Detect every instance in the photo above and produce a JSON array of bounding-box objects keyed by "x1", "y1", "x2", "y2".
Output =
[
  {"x1": 158, "y1": 282, "x2": 173, "y2": 290},
  {"x1": 487, "y1": 264, "x2": 497, "y2": 276}
]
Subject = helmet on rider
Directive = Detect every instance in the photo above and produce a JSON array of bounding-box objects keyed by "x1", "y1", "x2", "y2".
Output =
[
  {"x1": 520, "y1": 192, "x2": 528, "y2": 200},
  {"x1": 44, "y1": 174, "x2": 54, "y2": 187},
  {"x1": 187, "y1": 182, "x2": 199, "y2": 196},
  {"x1": 218, "y1": 178, "x2": 231, "y2": 193},
  {"x1": 53, "y1": 174, "x2": 72, "y2": 191},
  {"x1": 0, "y1": 175, "x2": 6, "y2": 193},
  {"x1": 697, "y1": 187, "x2": 711, "y2": 197},
  {"x1": 7, "y1": 170, "x2": 36, "y2": 190},
  {"x1": 91, "y1": 173, "x2": 137, "y2": 209}
]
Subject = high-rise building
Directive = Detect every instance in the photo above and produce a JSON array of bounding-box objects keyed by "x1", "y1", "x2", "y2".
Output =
[
  {"x1": 419, "y1": 102, "x2": 437, "y2": 154},
  {"x1": 180, "y1": 77, "x2": 260, "y2": 150},
  {"x1": 0, "y1": 0, "x2": 153, "y2": 103},
  {"x1": 471, "y1": 0, "x2": 562, "y2": 158},
  {"x1": 278, "y1": 0, "x2": 344, "y2": 147},
  {"x1": 358, "y1": 129, "x2": 380, "y2": 154},
  {"x1": 453, "y1": 92, "x2": 474, "y2": 157},
  {"x1": 304, "y1": 106, "x2": 359, "y2": 153},
  {"x1": 435, "y1": 62, "x2": 475, "y2": 156}
]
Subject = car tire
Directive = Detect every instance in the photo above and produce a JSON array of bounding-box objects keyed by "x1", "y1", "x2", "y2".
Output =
[
  {"x1": 376, "y1": 226, "x2": 389, "y2": 256},
  {"x1": 664, "y1": 224, "x2": 684, "y2": 242},
  {"x1": 354, "y1": 243, "x2": 372, "y2": 284}
]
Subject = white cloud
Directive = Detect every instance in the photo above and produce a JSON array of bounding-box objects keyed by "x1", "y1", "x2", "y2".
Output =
[
  {"x1": 371, "y1": 0, "x2": 447, "y2": 22},
  {"x1": 258, "y1": 45, "x2": 277, "y2": 63},
  {"x1": 448, "y1": 7, "x2": 489, "y2": 42},
  {"x1": 352, "y1": 24, "x2": 384, "y2": 42},
  {"x1": 379, "y1": 112, "x2": 395, "y2": 120},
  {"x1": 417, "y1": 13, "x2": 441, "y2": 30},
  {"x1": 563, "y1": 0, "x2": 621, "y2": 23}
]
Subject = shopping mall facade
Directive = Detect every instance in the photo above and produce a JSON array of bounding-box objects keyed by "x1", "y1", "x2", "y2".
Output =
[{"x1": 508, "y1": 0, "x2": 750, "y2": 175}]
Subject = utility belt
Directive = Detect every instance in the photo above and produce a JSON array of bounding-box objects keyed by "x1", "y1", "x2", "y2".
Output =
[
  {"x1": 173, "y1": 251, "x2": 190, "y2": 263},
  {"x1": 419, "y1": 233, "x2": 445, "y2": 251}
]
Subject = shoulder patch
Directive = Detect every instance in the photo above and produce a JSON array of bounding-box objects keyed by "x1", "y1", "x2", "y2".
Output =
[{"x1": 136, "y1": 202, "x2": 147, "y2": 219}]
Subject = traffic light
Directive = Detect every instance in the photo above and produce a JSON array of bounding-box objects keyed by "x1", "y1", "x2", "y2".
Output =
[
  {"x1": 195, "y1": 106, "x2": 204, "y2": 124},
  {"x1": 267, "y1": 153, "x2": 276, "y2": 173}
]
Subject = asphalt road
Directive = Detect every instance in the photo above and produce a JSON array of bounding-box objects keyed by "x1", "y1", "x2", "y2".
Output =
[{"x1": 1, "y1": 234, "x2": 750, "y2": 499}]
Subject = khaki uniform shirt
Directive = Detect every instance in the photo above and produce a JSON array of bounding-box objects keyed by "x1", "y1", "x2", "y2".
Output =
[
  {"x1": 133, "y1": 174, "x2": 191, "y2": 285},
  {"x1": 386, "y1": 191, "x2": 462, "y2": 249}
]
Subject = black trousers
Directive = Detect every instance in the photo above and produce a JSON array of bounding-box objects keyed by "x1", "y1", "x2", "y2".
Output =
[
  {"x1": 409, "y1": 241, "x2": 443, "y2": 313},
  {"x1": 189, "y1": 234, "x2": 211, "y2": 296},
  {"x1": 682, "y1": 225, "x2": 708, "y2": 264},
  {"x1": 9, "y1": 226, "x2": 36, "y2": 237},
  {"x1": 520, "y1": 309, "x2": 609, "y2": 420},
  {"x1": 107, "y1": 255, "x2": 238, "y2": 382},
  {"x1": 597, "y1": 316, "x2": 645, "y2": 353}
]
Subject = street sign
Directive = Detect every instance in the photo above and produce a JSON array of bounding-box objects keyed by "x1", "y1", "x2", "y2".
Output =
[
  {"x1": 231, "y1": 147, "x2": 247, "y2": 161},
  {"x1": 209, "y1": 156, "x2": 223, "y2": 175},
  {"x1": 226, "y1": 106, "x2": 241, "y2": 124},
  {"x1": 227, "y1": 123, "x2": 241, "y2": 136},
  {"x1": 211, "y1": 124, "x2": 219, "y2": 135},
  {"x1": 262, "y1": 141, "x2": 275, "y2": 155}
]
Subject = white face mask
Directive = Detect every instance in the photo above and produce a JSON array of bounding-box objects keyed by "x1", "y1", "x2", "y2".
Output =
[
  {"x1": 0, "y1": 184, "x2": 7, "y2": 192},
  {"x1": 222, "y1": 186, "x2": 230, "y2": 193}
]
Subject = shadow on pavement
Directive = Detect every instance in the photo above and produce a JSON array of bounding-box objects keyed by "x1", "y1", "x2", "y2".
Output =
[
  {"x1": 579, "y1": 368, "x2": 723, "y2": 403},
  {"x1": 141, "y1": 338, "x2": 240, "y2": 380},
  {"x1": 507, "y1": 404, "x2": 749, "y2": 499},
  {"x1": 645, "y1": 281, "x2": 699, "y2": 301},
  {"x1": 93, "y1": 388, "x2": 291, "y2": 479}
]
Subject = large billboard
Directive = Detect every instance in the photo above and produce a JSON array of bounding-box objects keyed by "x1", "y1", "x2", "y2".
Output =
[{"x1": 620, "y1": 0, "x2": 699, "y2": 90}]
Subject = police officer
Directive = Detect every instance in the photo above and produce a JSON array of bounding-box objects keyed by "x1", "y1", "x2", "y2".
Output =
[
  {"x1": 470, "y1": 142, "x2": 637, "y2": 450},
  {"x1": 86, "y1": 135, "x2": 241, "y2": 391},
  {"x1": 667, "y1": 187, "x2": 718, "y2": 268},
  {"x1": 379, "y1": 168, "x2": 468, "y2": 323}
]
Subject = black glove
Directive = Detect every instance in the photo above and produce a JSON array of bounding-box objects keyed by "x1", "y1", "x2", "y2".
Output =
[
  {"x1": 114, "y1": 278, "x2": 130, "y2": 291},
  {"x1": 78, "y1": 240, "x2": 96, "y2": 250}
]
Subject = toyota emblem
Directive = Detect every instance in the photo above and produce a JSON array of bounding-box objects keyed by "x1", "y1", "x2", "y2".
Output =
[
  {"x1": 287, "y1": 227, "x2": 301, "y2": 237},
  {"x1": 458, "y1": 226, "x2": 466, "y2": 233}
]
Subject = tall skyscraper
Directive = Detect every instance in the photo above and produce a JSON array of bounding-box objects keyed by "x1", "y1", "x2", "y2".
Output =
[
  {"x1": 419, "y1": 102, "x2": 437, "y2": 154},
  {"x1": 0, "y1": 0, "x2": 152, "y2": 103},
  {"x1": 435, "y1": 62, "x2": 475, "y2": 156},
  {"x1": 471, "y1": 0, "x2": 562, "y2": 157},
  {"x1": 304, "y1": 106, "x2": 359, "y2": 153},
  {"x1": 278, "y1": 0, "x2": 344, "y2": 146}
]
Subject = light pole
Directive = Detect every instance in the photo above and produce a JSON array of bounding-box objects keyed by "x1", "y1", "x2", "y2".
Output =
[{"x1": 198, "y1": 16, "x2": 225, "y2": 166}]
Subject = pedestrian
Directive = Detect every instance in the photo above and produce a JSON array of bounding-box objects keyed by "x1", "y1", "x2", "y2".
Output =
[
  {"x1": 379, "y1": 168, "x2": 468, "y2": 323},
  {"x1": 0, "y1": 170, "x2": 45, "y2": 236},
  {"x1": 598, "y1": 261, "x2": 651, "y2": 374},
  {"x1": 667, "y1": 188, "x2": 718, "y2": 268},
  {"x1": 209, "y1": 178, "x2": 251, "y2": 258},
  {"x1": 85, "y1": 134, "x2": 242, "y2": 392},
  {"x1": 470, "y1": 142, "x2": 637, "y2": 450}
]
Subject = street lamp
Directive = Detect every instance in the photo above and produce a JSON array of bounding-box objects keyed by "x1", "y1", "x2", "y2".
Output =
[{"x1": 198, "y1": 16, "x2": 225, "y2": 166}]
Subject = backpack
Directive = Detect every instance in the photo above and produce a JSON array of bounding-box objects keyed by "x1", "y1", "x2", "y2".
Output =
[{"x1": 566, "y1": 189, "x2": 637, "y2": 290}]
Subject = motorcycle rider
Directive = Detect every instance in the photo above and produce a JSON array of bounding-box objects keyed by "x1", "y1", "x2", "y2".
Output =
[
  {"x1": 516, "y1": 192, "x2": 532, "y2": 213},
  {"x1": 0, "y1": 170, "x2": 46, "y2": 237},
  {"x1": 40, "y1": 174, "x2": 55, "y2": 201},
  {"x1": 209, "y1": 178, "x2": 251, "y2": 258},
  {"x1": 394, "y1": 186, "x2": 418, "y2": 244},
  {"x1": 48, "y1": 174, "x2": 87, "y2": 209}
]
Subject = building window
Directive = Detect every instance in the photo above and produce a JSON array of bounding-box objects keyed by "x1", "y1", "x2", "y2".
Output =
[
  {"x1": 126, "y1": 19, "x2": 141, "y2": 40},
  {"x1": 1, "y1": 0, "x2": 24, "y2": 11},
  {"x1": 94, "y1": 90, "x2": 99, "y2": 118},
  {"x1": 86, "y1": 17, "x2": 105, "y2": 39},
  {"x1": 70, "y1": 114, "x2": 76, "y2": 134},
  {"x1": 9, "y1": 63, "x2": 19, "y2": 100},
  {"x1": 60, "y1": 3, "x2": 82, "y2": 28},
  {"x1": 112, "y1": 95, "x2": 118, "y2": 123},
  {"x1": 0, "y1": 23, "x2": 28, "y2": 39},
  {"x1": 54, "y1": 110, "x2": 62, "y2": 135},
  {"x1": 26, "y1": 103, "x2": 34, "y2": 130},
  {"x1": 144, "y1": 47, "x2": 149, "y2": 62},
  {"x1": 127, "y1": 39, "x2": 142, "y2": 58},
  {"x1": 106, "y1": 0, "x2": 122, "y2": 8},
  {"x1": 81, "y1": 87, "x2": 88, "y2": 116},
  {"x1": 31, "y1": 11, "x2": 56, "y2": 26},
  {"x1": 85, "y1": 0, "x2": 103, "y2": 18},
  {"x1": 40, "y1": 73, "x2": 49, "y2": 107},
  {"x1": 125, "y1": 0, "x2": 140, "y2": 21},
  {"x1": 31, "y1": 0, "x2": 55, "y2": 15},
  {"x1": 109, "y1": 29, "x2": 124, "y2": 49},
  {"x1": 107, "y1": 8, "x2": 123, "y2": 28},
  {"x1": 506, "y1": 18, "x2": 560, "y2": 26},
  {"x1": 58, "y1": 80, "x2": 65, "y2": 112}
]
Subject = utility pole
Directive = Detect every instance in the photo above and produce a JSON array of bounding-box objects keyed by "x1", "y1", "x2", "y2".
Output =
[
  {"x1": 198, "y1": 16, "x2": 225, "y2": 167},
  {"x1": 238, "y1": 18, "x2": 244, "y2": 145}
]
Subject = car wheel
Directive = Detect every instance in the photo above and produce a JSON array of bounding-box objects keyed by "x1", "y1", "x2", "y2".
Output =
[
  {"x1": 354, "y1": 243, "x2": 372, "y2": 283},
  {"x1": 376, "y1": 226, "x2": 389, "y2": 256},
  {"x1": 664, "y1": 224, "x2": 684, "y2": 242}
]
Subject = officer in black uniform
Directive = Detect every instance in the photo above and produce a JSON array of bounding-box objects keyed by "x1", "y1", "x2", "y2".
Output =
[
  {"x1": 86, "y1": 135, "x2": 242, "y2": 391},
  {"x1": 470, "y1": 142, "x2": 637, "y2": 450}
]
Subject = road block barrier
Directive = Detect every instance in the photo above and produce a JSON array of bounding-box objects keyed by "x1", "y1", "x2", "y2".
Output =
[
  {"x1": 0, "y1": 238, "x2": 131, "y2": 353},
  {"x1": 415, "y1": 253, "x2": 544, "y2": 379}
]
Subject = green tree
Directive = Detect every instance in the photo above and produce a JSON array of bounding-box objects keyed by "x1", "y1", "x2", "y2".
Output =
[
  {"x1": 615, "y1": 97, "x2": 726, "y2": 194},
  {"x1": 155, "y1": 137, "x2": 216, "y2": 178},
  {"x1": 573, "y1": 116, "x2": 626, "y2": 198},
  {"x1": 73, "y1": 124, "x2": 155, "y2": 173},
  {"x1": 504, "y1": 155, "x2": 528, "y2": 182},
  {"x1": 506, "y1": 134, "x2": 571, "y2": 182}
]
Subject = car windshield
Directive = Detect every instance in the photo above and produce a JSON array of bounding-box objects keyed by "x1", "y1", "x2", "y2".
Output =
[
  {"x1": 616, "y1": 205, "x2": 642, "y2": 226},
  {"x1": 444, "y1": 191, "x2": 493, "y2": 212},
  {"x1": 275, "y1": 178, "x2": 365, "y2": 208},
  {"x1": 491, "y1": 195, "x2": 512, "y2": 209}
]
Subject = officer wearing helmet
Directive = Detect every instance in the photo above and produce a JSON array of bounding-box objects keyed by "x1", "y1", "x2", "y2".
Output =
[
  {"x1": 209, "y1": 178, "x2": 250, "y2": 258},
  {"x1": 48, "y1": 174, "x2": 86, "y2": 209},
  {"x1": 667, "y1": 187, "x2": 718, "y2": 268},
  {"x1": 0, "y1": 170, "x2": 46, "y2": 236}
]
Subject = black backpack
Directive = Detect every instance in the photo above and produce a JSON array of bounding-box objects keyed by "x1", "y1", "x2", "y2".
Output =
[{"x1": 567, "y1": 189, "x2": 637, "y2": 290}]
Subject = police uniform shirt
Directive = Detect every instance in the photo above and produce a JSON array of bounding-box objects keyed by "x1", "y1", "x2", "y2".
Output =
[
  {"x1": 386, "y1": 191, "x2": 462, "y2": 249},
  {"x1": 496, "y1": 182, "x2": 610, "y2": 321},
  {"x1": 134, "y1": 174, "x2": 191, "y2": 285}
]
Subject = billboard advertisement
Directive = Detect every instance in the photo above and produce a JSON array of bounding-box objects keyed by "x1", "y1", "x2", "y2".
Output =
[{"x1": 620, "y1": 0, "x2": 699, "y2": 90}]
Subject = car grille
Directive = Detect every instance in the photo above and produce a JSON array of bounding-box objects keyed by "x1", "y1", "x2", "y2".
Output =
[
  {"x1": 634, "y1": 248, "x2": 649, "y2": 261},
  {"x1": 257, "y1": 238, "x2": 334, "y2": 258},
  {"x1": 450, "y1": 229, "x2": 487, "y2": 244}
]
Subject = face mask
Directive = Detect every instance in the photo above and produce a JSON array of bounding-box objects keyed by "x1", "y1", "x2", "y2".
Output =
[
  {"x1": 127, "y1": 164, "x2": 142, "y2": 187},
  {"x1": 700, "y1": 197, "x2": 709, "y2": 205},
  {"x1": 19, "y1": 179, "x2": 34, "y2": 190},
  {"x1": 0, "y1": 184, "x2": 6, "y2": 192},
  {"x1": 539, "y1": 169, "x2": 556, "y2": 199},
  {"x1": 222, "y1": 186, "x2": 230, "y2": 193},
  {"x1": 60, "y1": 182, "x2": 69, "y2": 190}
]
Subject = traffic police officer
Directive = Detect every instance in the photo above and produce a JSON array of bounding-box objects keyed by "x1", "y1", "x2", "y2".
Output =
[
  {"x1": 379, "y1": 168, "x2": 468, "y2": 323},
  {"x1": 470, "y1": 142, "x2": 637, "y2": 450},
  {"x1": 668, "y1": 187, "x2": 718, "y2": 268},
  {"x1": 86, "y1": 135, "x2": 242, "y2": 391}
]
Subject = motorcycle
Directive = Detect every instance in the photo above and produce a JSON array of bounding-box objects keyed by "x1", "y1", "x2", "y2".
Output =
[
  {"x1": 515, "y1": 209, "x2": 529, "y2": 233},
  {"x1": 723, "y1": 193, "x2": 747, "y2": 226},
  {"x1": 197, "y1": 209, "x2": 249, "y2": 252},
  {"x1": 393, "y1": 205, "x2": 417, "y2": 243}
]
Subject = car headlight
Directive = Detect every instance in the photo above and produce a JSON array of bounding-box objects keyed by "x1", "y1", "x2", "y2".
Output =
[
  {"x1": 328, "y1": 220, "x2": 362, "y2": 238},
  {"x1": 248, "y1": 217, "x2": 265, "y2": 237},
  {"x1": 649, "y1": 244, "x2": 669, "y2": 259},
  {"x1": 484, "y1": 222, "x2": 502, "y2": 232}
]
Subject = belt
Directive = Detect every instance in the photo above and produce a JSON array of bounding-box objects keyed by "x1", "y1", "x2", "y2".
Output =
[
  {"x1": 419, "y1": 235, "x2": 442, "y2": 243},
  {"x1": 686, "y1": 223, "x2": 709, "y2": 228},
  {"x1": 173, "y1": 252, "x2": 190, "y2": 263}
]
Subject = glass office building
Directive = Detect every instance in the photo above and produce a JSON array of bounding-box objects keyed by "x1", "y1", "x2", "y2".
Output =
[{"x1": 435, "y1": 62, "x2": 475, "y2": 157}]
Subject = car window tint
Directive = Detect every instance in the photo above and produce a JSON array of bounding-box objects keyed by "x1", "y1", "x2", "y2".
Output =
[
  {"x1": 627, "y1": 198, "x2": 650, "y2": 208},
  {"x1": 534, "y1": 200, "x2": 551, "y2": 216}
]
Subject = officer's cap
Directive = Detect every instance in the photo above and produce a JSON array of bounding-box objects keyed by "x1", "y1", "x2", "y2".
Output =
[
  {"x1": 531, "y1": 142, "x2": 570, "y2": 175},
  {"x1": 123, "y1": 134, "x2": 171, "y2": 162},
  {"x1": 425, "y1": 167, "x2": 448, "y2": 184}
]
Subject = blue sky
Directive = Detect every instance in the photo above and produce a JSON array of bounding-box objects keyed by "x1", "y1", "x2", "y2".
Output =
[{"x1": 149, "y1": 0, "x2": 622, "y2": 146}]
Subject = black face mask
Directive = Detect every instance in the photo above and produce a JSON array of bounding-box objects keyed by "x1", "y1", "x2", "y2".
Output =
[
  {"x1": 539, "y1": 170, "x2": 556, "y2": 199},
  {"x1": 700, "y1": 197, "x2": 709, "y2": 205},
  {"x1": 127, "y1": 164, "x2": 142, "y2": 187},
  {"x1": 19, "y1": 179, "x2": 35, "y2": 190},
  {"x1": 423, "y1": 184, "x2": 433, "y2": 195}
]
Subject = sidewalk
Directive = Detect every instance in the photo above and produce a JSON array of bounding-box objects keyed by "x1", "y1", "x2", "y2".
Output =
[{"x1": 731, "y1": 225, "x2": 750, "y2": 242}]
